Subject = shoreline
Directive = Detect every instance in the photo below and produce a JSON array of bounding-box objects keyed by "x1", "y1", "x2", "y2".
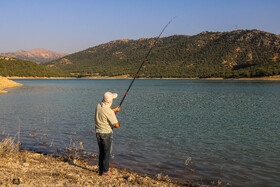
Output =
[
  {"x1": 0, "y1": 77, "x2": 23, "y2": 94},
  {"x1": 6, "y1": 74, "x2": 280, "y2": 81},
  {"x1": 0, "y1": 138, "x2": 186, "y2": 186}
]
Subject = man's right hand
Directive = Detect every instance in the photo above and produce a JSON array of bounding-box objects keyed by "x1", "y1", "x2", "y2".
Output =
[{"x1": 112, "y1": 106, "x2": 120, "y2": 112}]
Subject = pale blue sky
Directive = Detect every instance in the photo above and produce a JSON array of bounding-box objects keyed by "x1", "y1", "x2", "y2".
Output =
[{"x1": 0, "y1": 0, "x2": 279, "y2": 53}]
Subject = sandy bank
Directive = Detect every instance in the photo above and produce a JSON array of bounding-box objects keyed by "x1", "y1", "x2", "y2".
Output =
[
  {"x1": 0, "y1": 138, "x2": 184, "y2": 186},
  {"x1": 7, "y1": 76, "x2": 75, "y2": 79},
  {"x1": 234, "y1": 75, "x2": 280, "y2": 80},
  {"x1": 200, "y1": 75, "x2": 280, "y2": 81},
  {"x1": 0, "y1": 77, "x2": 23, "y2": 94}
]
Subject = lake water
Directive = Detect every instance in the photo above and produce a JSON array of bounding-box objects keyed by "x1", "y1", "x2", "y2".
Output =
[{"x1": 0, "y1": 79, "x2": 279, "y2": 186}]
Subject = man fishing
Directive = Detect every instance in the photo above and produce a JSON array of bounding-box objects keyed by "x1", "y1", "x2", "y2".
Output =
[
  {"x1": 94, "y1": 17, "x2": 174, "y2": 176},
  {"x1": 95, "y1": 92, "x2": 120, "y2": 176}
]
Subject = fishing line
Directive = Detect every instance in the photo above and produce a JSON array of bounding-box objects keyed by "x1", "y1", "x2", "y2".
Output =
[{"x1": 116, "y1": 17, "x2": 176, "y2": 114}]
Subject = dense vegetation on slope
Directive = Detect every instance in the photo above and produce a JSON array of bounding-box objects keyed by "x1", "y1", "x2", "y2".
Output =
[
  {"x1": 45, "y1": 29, "x2": 280, "y2": 78},
  {"x1": 0, "y1": 57, "x2": 68, "y2": 77}
]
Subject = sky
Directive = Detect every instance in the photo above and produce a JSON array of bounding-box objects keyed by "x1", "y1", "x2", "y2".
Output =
[{"x1": 0, "y1": 0, "x2": 279, "y2": 54}]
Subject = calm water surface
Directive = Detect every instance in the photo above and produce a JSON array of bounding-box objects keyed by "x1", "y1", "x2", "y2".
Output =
[{"x1": 0, "y1": 79, "x2": 279, "y2": 186}]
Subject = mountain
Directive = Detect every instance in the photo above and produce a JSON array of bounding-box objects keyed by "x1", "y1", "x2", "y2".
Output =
[
  {"x1": 0, "y1": 56, "x2": 68, "y2": 77},
  {"x1": 45, "y1": 30, "x2": 280, "y2": 78},
  {"x1": 0, "y1": 49, "x2": 68, "y2": 63}
]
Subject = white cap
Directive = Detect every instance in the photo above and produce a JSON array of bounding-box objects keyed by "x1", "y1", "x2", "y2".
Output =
[{"x1": 103, "y1": 92, "x2": 118, "y2": 103}]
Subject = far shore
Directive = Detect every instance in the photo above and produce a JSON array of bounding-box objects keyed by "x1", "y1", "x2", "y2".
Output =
[
  {"x1": 1, "y1": 74, "x2": 279, "y2": 95},
  {"x1": 7, "y1": 74, "x2": 280, "y2": 81}
]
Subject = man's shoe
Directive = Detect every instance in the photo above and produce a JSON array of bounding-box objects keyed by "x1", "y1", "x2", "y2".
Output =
[{"x1": 102, "y1": 172, "x2": 110, "y2": 176}]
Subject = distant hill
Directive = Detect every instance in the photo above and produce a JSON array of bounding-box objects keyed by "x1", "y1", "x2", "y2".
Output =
[
  {"x1": 0, "y1": 49, "x2": 68, "y2": 63},
  {"x1": 0, "y1": 56, "x2": 68, "y2": 77},
  {"x1": 46, "y1": 29, "x2": 280, "y2": 78}
]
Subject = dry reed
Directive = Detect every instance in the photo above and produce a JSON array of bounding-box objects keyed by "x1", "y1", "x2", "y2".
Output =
[{"x1": 0, "y1": 136, "x2": 17, "y2": 153}]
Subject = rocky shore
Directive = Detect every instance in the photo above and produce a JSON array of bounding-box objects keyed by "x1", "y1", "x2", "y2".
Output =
[
  {"x1": 0, "y1": 137, "x2": 186, "y2": 186},
  {"x1": 0, "y1": 77, "x2": 22, "y2": 94}
]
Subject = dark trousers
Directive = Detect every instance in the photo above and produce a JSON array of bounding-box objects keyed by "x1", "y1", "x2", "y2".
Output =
[{"x1": 96, "y1": 133, "x2": 113, "y2": 174}]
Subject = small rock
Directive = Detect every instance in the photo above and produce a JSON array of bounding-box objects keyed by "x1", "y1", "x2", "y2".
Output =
[
  {"x1": 23, "y1": 163, "x2": 29, "y2": 167},
  {"x1": 124, "y1": 175, "x2": 135, "y2": 182}
]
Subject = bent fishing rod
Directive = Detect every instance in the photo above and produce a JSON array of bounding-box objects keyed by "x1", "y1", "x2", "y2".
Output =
[{"x1": 116, "y1": 17, "x2": 176, "y2": 115}]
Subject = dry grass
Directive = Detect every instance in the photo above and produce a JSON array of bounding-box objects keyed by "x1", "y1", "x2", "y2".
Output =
[{"x1": 0, "y1": 136, "x2": 17, "y2": 152}]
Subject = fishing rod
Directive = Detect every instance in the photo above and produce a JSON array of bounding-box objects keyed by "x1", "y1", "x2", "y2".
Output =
[{"x1": 116, "y1": 17, "x2": 176, "y2": 114}]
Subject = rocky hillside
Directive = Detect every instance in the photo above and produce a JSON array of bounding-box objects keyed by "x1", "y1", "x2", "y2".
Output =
[
  {"x1": 46, "y1": 29, "x2": 280, "y2": 78},
  {"x1": 0, "y1": 49, "x2": 68, "y2": 63}
]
